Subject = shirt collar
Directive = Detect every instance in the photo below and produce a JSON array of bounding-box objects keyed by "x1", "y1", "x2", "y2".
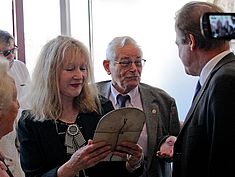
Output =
[
  {"x1": 200, "y1": 50, "x2": 231, "y2": 86},
  {"x1": 110, "y1": 85, "x2": 139, "y2": 107}
]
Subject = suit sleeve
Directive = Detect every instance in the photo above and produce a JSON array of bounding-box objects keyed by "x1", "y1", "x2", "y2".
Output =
[
  {"x1": 206, "y1": 73, "x2": 235, "y2": 176},
  {"x1": 169, "y1": 99, "x2": 181, "y2": 136},
  {"x1": 157, "y1": 99, "x2": 180, "y2": 152}
]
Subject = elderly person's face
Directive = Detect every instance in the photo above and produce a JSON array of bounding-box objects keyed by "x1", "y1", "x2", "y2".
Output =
[
  {"x1": 0, "y1": 84, "x2": 19, "y2": 138},
  {"x1": 103, "y1": 44, "x2": 143, "y2": 94},
  {"x1": 0, "y1": 40, "x2": 17, "y2": 67}
]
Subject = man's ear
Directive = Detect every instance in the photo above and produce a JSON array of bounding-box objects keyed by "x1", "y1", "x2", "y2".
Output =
[
  {"x1": 189, "y1": 34, "x2": 196, "y2": 51},
  {"x1": 103, "y1": 60, "x2": 111, "y2": 75}
]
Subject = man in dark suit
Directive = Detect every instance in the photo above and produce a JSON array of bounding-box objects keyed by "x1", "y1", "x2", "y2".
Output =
[
  {"x1": 173, "y1": 2, "x2": 235, "y2": 177},
  {"x1": 96, "y1": 36, "x2": 181, "y2": 177}
]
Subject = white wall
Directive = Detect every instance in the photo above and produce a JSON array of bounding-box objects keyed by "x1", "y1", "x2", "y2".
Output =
[
  {"x1": 10, "y1": 0, "x2": 235, "y2": 121},
  {"x1": 86, "y1": 0, "x2": 204, "y2": 120},
  {"x1": 84, "y1": 0, "x2": 235, "y2": 121}
]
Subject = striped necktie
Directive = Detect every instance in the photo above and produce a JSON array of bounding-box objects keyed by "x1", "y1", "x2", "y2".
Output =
[
  {"x1": 117, "y1": 94, "x2": 130, "y2": 108},
  {"x1": 193, "y1": 80, "x2": 201, "y2": 101}
]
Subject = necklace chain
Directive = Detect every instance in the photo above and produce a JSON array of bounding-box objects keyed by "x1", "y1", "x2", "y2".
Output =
[{"x1": 54, "y1": 116, "x2": 80, "y2": 135}]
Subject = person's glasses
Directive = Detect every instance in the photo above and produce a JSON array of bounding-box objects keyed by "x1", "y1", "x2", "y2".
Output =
[
  {"x1": 114, "y1": 59, "x2": 146, "y2": 68},
  {"x1": 0, "y1": 46, "x2": 18, "y2": 57}
]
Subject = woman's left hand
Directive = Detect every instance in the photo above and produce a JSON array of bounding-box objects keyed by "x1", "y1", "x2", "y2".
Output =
[
  {"x1": 0, "y1": 161, "x2": 10, "y2": 177},
  {"x1": 113, "y1": 141, "x2": 143, "y2": 167}
]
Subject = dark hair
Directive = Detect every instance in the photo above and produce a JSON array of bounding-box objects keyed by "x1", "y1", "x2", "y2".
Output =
[{"x1": 175, "y1": 1, "x2": 227, "y2": 50}]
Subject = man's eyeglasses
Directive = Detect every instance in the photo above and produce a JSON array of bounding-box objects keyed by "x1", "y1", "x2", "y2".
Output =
[
  {"x1": 114, "y1": 59, "x2": 146, "y2": 68},
  {"x1": 0, "y1": 46, "x2": 18, "y2": 57}
]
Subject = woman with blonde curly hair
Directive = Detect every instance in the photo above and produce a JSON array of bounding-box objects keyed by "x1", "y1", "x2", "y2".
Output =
[{"x1": 17, "y1": 36, "x2": 143, "y2": 177}]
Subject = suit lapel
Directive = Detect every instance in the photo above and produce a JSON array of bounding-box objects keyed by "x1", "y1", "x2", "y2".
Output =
[
  {"x1": 98, "y1": 81, "x2": 112, "y2": 98},
  {"x1": 139, "y1": 85, "x2": 159, "y2": 168},
  {"x1": 183, "y1": 52, "x2": 235, "y2": 127}
]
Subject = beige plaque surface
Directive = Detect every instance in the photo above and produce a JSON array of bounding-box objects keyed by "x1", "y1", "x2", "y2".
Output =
[{"x1": 93, "y1": 107, "x2": 146, "y2": 161}]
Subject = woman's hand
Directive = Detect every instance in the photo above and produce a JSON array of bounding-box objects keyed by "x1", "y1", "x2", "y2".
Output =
[
  {"x1": 57, "y1": 139, "x2": 111, "y2": 177},
  {"x1": 113, "y1": 141, "x2": 143, "y2": 169},
  {"x1": 0, "y1": 161, "x2": 10, "y2": 177}
]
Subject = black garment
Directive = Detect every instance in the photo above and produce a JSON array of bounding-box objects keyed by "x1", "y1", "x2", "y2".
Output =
[
  {"x1": 173, "y1": 53, "x2": 235, "y2": 177},
  {"x1": 17, "y1": 96, "x2": 143, "y2": 177}
]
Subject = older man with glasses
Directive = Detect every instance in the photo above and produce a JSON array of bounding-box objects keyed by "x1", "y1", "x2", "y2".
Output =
[
  {"x1": 96, "y1": 36, "x2": 181, "y2": 177},
  {"x1": 0, "y1": 45, "x2": 18, "y2": 57},
  {"x1": 0, "y1": 29, "x2": 31, "y2": 177}
]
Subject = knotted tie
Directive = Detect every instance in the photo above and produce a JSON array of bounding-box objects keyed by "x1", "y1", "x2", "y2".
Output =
[
  {"x1": 117, "y1": 94, "x2": 130, "y2": 108},
  {"x1": 192, "y1": 80, "x2": 201, "y2": 101}
]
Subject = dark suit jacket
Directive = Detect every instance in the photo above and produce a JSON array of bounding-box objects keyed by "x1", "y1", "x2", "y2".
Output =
[
  {"x1": 96, "y1": 82, "x2": 181, "y2": 177},
  {"x1": 173, "y1": 52, "x2": 235, "y2": 177},
  {"x1": 17, "y1": 96, "x2": 143, "y2": 177}
]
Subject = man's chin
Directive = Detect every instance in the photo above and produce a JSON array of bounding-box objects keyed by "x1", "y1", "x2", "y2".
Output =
[
  {"x1": 126, "y1": 76, "x2": 140, "y2": 81},
  {"x1": 125, "y1": 80, "x2": 139, "y2": 88}
]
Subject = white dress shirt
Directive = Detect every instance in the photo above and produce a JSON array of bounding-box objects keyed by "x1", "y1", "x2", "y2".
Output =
[{"x1": 109, "y1": 85, "x2": 148, "y2": 156}]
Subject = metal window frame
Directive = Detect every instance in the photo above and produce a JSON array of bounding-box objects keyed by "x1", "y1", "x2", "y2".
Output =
[
  {"x1": 13, "y1": 0, "x2": 94, "y2": 64},
  {"x1": 13, "y1": 0, "x2": 25, "y2": 63},
  {"x1": 60, "y1": 0, "x2": 71, "y2": 36}
]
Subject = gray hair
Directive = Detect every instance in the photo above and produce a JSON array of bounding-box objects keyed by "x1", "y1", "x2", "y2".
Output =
[
  {"x1": 106, "y1": 36, "x2": 143, "y2": 61},
  {"x1": 0, "y1": 58, "x2": 14, "y2": 111},
  {"x1": 0, "y1": 30, "x2": 14, "y2": 46}
]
